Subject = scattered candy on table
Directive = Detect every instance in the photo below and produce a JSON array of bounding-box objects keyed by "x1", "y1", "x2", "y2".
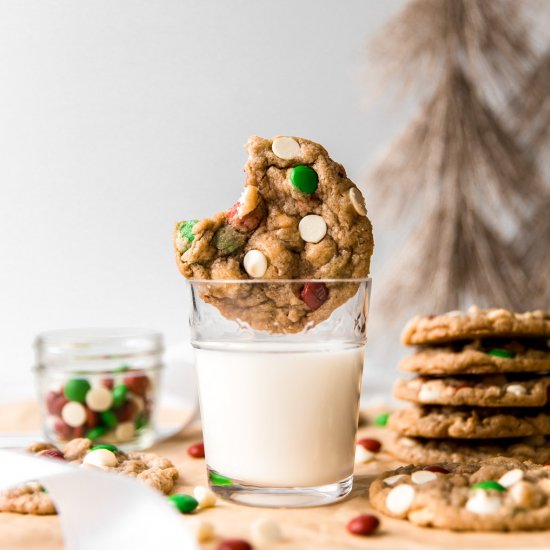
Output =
[
  {"x1": 347, "y1": 514, "x2": 380, "y2": 536},
  {"x1": 373, "y1": 411, "x2": 390, "y2": 426},
  {"x1": 357, "y1": 437, "x2": 382, "y2": 453},
  {"x1": 187, "y1": 442, "x2": 205, "y2": 458},
  {"x1": 168, "y1": 493, "x2": 199, "y2": 514},
  {"x1": 193, "y1": 485, "x2": 217, "y2": 509},
  {"x1": 217, "y1": 539, "x2": 253, "y2": 550},
  {"x1": 187, "y1": 518, "x2": 216, "y2": 543}
]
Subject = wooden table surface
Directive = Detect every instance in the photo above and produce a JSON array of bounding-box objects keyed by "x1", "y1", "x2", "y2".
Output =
[{"x1": 1, "y1": 401, "x2": 550, "y2": 550}]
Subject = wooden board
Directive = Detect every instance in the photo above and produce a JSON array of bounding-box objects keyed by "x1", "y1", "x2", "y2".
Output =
[{"x1": 1, "y1": 401, "x2": 549, "y2": 549}]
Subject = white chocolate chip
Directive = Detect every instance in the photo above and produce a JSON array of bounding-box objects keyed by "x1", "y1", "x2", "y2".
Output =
[
  {"x1": 85, "y1": 387, "x2": 113, "y2": 412},
  {"x1": 498, "y1": 468, "x2": 524, "y2": 488},
  {"x1": 83, "y1": 448, "x2": 118, "y2": 469},
  {"x1": 466, "y1": 491, "x2": 502, "y2": 515},
  {"x1": 186, "y1": 518, "x2": 215, "y2": 543},
  {"x1": 61, "y1": 401, "x2": 87, "y2": 427},
  {"x1": 411, "y1": 470, "x2": 438, "y2": 485},
  {"x1": 298, "y1": 214, "x2": 327, "y2": 243},
  {"x1": 386, "y1": 484, "x2": 415, "y2": 515},
  {"x1": 506, "y1": 384, "x2": 527, "y2": 396},
  {"x1": 384, "y1": 474, "x2": 407, "y2": 486},
  {"x1": 237, "y1": 186, "x2": 260, "y2": 217},
  {"x1": 418, "y1": 384, "x2": 442, "y2": 403},
  {"x1": 272, "y1": 136, "x2": 300, "y2": 160},
  {"x1": 243, "y1": 249, "x2": 268, "y2": 278},
  {"x1": 251, "y1": 517, "x2": 282, "y2": 544},
  {"x1": 193, "y1": 485, "x2": 217, "y2": 509},
  {"x1": 354, "y1": 445, "x2": 375, "y2": 464},
  {"x1": 349, "y1": 188, "x2": 367, "y2": 216},
  {"x1": 115, "y1": 421, "x2": 135, "y2": 442}
]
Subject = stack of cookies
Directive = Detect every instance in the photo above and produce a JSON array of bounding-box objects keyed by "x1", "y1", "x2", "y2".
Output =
[{"x1": 388, "y1": 306, "x2": 550, "y2": 464}]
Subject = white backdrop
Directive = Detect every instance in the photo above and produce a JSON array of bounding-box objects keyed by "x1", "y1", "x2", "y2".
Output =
[{"x1": 0, "y1": 0, "x2": 407, "y2": 402}]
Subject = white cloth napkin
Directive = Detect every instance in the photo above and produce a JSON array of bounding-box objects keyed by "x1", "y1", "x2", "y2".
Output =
[{"x1": 0, "y1": 450, "x2": 197, "y2": 550}]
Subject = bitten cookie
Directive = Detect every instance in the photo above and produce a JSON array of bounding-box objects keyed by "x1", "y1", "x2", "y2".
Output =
[
  {"x1": 394, "y1": 374, "x2": 550, "y2": 407},
  {"x1": 388, "y1": 435, "x2": 550, "y2": 465},
  {"x1": 0, "y1": 439, "x2": 179, "y2": 515},
  {"x1": 399, "y1": 338, "x2": 550, "y2": 375},
  {"x1": 174, "y1": 135, "x2": 374, "y2": 333},
  {"x1": 370, "y1": 458, "x2": 550, "y2": 531},
  {"x1": 388, "y1": 406, "x2": 550, "y2": 439},
  {"x1": 402, "y1": 307, "x2": 550, "y2": 346}
]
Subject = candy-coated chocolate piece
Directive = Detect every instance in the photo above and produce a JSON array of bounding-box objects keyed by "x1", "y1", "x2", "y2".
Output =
[
  {"x1": 423, "y1": 465, "x2": 449, "y2": 474},
  {"x1": 299, "y1": 214, "x2": 327, "y2": 243},
  {"x1": 37, "y1": 449, "x2": 65, "y2": 460},
  {"x1": 187, "y1": 442, "x2": 205, "y2": 459},
  {"x1": 243, "y1": 249, "x2": 268, "y2": 278},
  {"x1": 487, "y1": 348, "x2": 515, "y2": 359},
  {"x1": 227, "y1": 201, "x2": 264, "y2": 233},
  {"x1": 49, "y1": 394, "x2": 69, "y2": 417},
  {"x1": 346, "y1": 514, "x2": 380, "y2": 536},
  {"x1": 290, "y1": 165, "x2": 318, "y2": 194},
  {"x1": 61, "y1": 401, "x2": 87, "y2": 427},
  {"x1": 373, "y1": 412, "x2": 390, "y2": 426},
  {"x1": 217, "y1": 540, "x2": 252, "y2": 550},
  {"x1": 213, "y1": 225, "x2": 246, "y2": 255},
  {"x1": 85, "y1": 425, "x2": 107, "y2": 441},
  {"x1": 471, "y1": 481, "x2": 505, "y2": 492},
  {"x1": 64, "y1": 378, "x2": 91, "y2": 403},
  {"x1": 115, "y1": 399, "x2": 138, "y2": 422},
  {"x1": 92, "y1": 444, "x2": 119, "y2": 452},
  {"x1": 45, "y1": 391, "x2": 61, "y2": 415},
  {"x1": 349, "y1": 188, "x2": 367, "y2": 216},
  {"x1": 179, "y1": 220, "x2": 199, "y2": 242},
  {"x1": 357, "y1": 438, "x2": 381, "y2": 453},
  {"x1": 168, "y1": 493, "x2": 198, "y2": 514},
  {"x1": 100, "y1": 410, "x2": 118, "y2": 429},
  {"x1": 123, "y1": 374, "x2": 150, "y2": 396},
  {"x1": 85, "y1": 387, "x2": 113, "y2": 412},
  {"x1": 112, "y1": 384, "x2": 128, "y2": 407},
  {"x1": 193, "y1": 485, "x2": 217, "y2": 508},
  {"x1": 83, "y1": 448, "x2": 118, "y2": 469},
  {"x1": 272, "y1": 136, "x2": 300, "y2": 160},
  {"x1": 53, "y1": 418, "x2": 72, "y2": 440},
  {"x1": 300, "y1": 282, "x2": 329, "y2": 310},
  {"x1": 86, "y1": 408, "x2": 99, "y2": 428}
]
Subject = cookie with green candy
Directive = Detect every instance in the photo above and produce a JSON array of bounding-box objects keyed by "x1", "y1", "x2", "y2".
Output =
[{"x1": 174, "y1": 135, "x2": 374, "y2": 333}]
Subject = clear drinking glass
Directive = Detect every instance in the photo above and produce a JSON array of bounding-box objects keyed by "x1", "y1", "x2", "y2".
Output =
[{"x1": 187, "y1": 278, "x2": 371, "y2": 507}]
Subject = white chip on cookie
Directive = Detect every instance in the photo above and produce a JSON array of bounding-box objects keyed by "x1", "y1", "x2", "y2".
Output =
[
  {"x1": 386, "y1": 484, "x2": 415, "y2": 515},
  {"x1": 85, "y1": 387, "x2": 113, "y2": 412},
  {"x1": 299, "y1": 214, "x2": 327, "y2": 243},
  {"x1": 243, "y1": 249, "x2": 268, "y2": 278},
  {"x1": 271, "y1": 136, "x2": 300, "y2": 160},
  {"x1": 237, "y1": 185, "x2": 260, "y2": 217},
  {"x1": 498, "y1": 468, "x2": 524, "y2": 488},
  {"x1": 411, "y1": 470, "x2": 437, "y2": 485},
  {"x1": 349, "y1": 188, "x2": 367, "y2": 216},
  {"x1": 61, "y1": 401, "x2": 87, "y2": 427},
  {"x1": 506, "y1": 384, "x2": 527, "y2": 396},
  {"x1": 83, "y1": 448, "x2": 118, "y2": 469},
  {"x1": 418, "y1": 384, "x2": 442, "y2": 403},
  {"x1": 384, "y1": 474, "x2": 407, "y2": 486},
  {"x1": 466, "y1": 491, "x2": 502, "y2": 515}
]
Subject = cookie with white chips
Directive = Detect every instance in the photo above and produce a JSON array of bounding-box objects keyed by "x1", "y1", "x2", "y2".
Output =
[
  {"x1": 369, "y1": 458, "x2": 550, "y2": 531},
  {"x1": 174, "y1": 135, "x2": 374, "y2": 333}
]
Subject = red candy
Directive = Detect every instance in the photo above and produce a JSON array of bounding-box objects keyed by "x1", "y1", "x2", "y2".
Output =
[
  {"x1": 227, "y1": 202, "x2": 264, "y2": 233},
  {"x1": 100, "y1": 378, "x2": 114, "y2": 390},
  {"x1": 53, "y1": 418, "x2": 72, "y2": 440},
  {"x1": 187, "y1": 442, "x2": 205, "y2": 459},
  {"x1": 116, "y1": 400, "x2": 138, "y2": 422},
  {"x1": 86, "y1": 408, "x2": 99, "y2": 428},
  {"x1": 347, "y1": 514, "x2": 380, "y2": 536},
  {"x1": 123, "y1": 374, "x2": 150, "y2": 396},
  {"x1": 423, "y1": 465, "x2": 449, "y2": 474},
  {"x1": 300, "y1": 282, "x2": 329, "y2": 311},
  {"x1": 217, "y1": 540, "x2": 253, "y2": 550},
  {"x1": 38, "y1": 449, "x2": 65, "y2": 460},
  {"x1": 357, "y1": 438, "x2": 381, "y2": 453},
  {"x1": 50, "y1": 394, "x2": 69, "y2": 417}
]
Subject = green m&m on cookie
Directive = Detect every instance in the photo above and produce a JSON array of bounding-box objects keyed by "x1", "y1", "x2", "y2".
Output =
[
  {"x1": 179, "y1": 219, "x2": 199, "y2": 242},
  {"x1": 290, "y1": 165, "x2": 318, "y2": 194},
  {"x1": 471, "y1": 481, "x2": 505, "y2": 492},
  {"x1": 488, "y1": 348, "x2": 515, "y2": 359}
]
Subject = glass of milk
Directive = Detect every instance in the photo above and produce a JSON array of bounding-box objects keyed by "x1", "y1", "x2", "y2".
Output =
[{"x1": 187, "y1": 278, "x2": 371, "y2": 508}]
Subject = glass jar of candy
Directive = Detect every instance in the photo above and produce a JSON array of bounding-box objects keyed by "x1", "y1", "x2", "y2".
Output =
[{"x1": 34, "y1": 328, "x2": 163, "y2": 451}]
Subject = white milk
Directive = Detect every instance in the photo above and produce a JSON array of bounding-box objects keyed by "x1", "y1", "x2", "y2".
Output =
[{"x1": 195, "y1": 345, "x2": 364, "y2": 487}]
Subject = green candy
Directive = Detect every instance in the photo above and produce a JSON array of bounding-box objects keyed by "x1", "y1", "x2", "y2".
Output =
[
  {"x1": 91, "y1": 444, "x2": 118, "y2": 453},
  {"x1": 373, "y1": 412, "x2": 390, "y2": 427},
  {"x1": 168, "y1": 494, "x2": 198, "y2": 514},
  {"x1": 213, "y1": 225, "x2": 246, "y2": 255},
  {"x1": 112, "y1": 384, "x2": 128, "y2": 407},
  {"x1": 135, "y1": 413, "x2": 148, "y2": 430},
  {"x1": 179, "y1": 220, "x2": 199, "y2": 243},
  {"x1": 471, "y1": 481, "x2": 505, "y2": 492},
  {"x1": 488, "y1": 348, "x2": 515, "y2": 359},
  {"x1": 64, "y1": 378, "x2": 91, "y2": 403},
  {"x1": 290, "y1": 165, "x2": 318, "y2": 194},
  {"x1": 209, "y1": 472, "x2": 232, "y2": 486},
  {"x1": 86, "y1": 426, "x2": 107, "y2": 441},
  {"x1": 100, "y1": 410, "x2": 118, "y2": 429}
]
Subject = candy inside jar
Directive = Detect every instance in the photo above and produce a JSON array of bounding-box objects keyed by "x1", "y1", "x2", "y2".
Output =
[{"x1": 34, "y1": 329, "x2": 163, "y2": 451}]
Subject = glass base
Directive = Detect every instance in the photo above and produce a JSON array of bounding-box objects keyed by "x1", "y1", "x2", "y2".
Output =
[{"x1": 207, "y1": 467, "x2": 353, "y2": 508}]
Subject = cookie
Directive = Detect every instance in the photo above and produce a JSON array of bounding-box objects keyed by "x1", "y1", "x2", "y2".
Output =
[
  {"x1": 401, "y1": 307, "x2": 550, "y2": 346},
  {"x1": 0, "y1": 439, "x2": 179, "y2": 515},
  {"x1": 174, "y1": 135, "x2": 374, "y2": 333},
  {"x1": 369, "y1": 458, "x2": 550, "y2": 531},
  {"x1": 394, "y1": 374, "x2": 550, "y2": 407},
  {"x1": 388, "y1": 435, "x2": 550, "y2": 465},
  {"x1": 388, "y1": 406, "x2": 550, "y2": 439}
]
